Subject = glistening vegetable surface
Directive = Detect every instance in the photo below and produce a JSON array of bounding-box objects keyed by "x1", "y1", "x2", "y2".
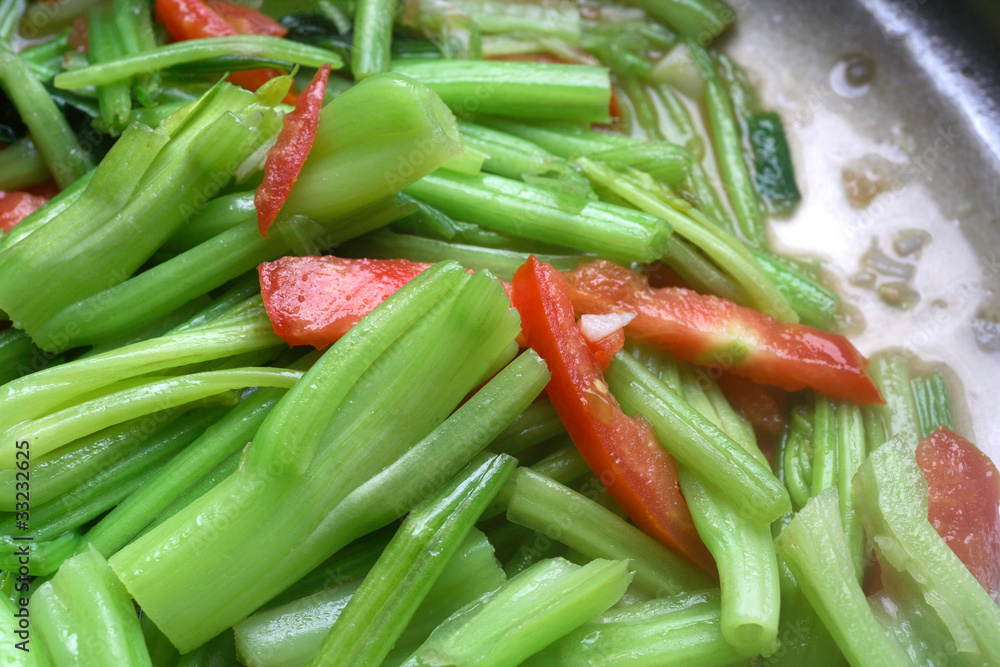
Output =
[{"x1": 0, "y1": 0, "x2": 998, "y2": 665}]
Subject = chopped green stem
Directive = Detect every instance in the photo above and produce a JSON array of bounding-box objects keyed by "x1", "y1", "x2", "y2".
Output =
[
  {"x1": 33, "y1": 548, "x2": 152, "y2": 667},
  {"x1": 576, "y1": 158, "x2": 798, "y2": 322},
  {"x1": 341, "y1": 229, "x2": 581, "y2": 281},
  {"x1": 83, "y1": 387, "x2": 288, "y2": 557},
  {"x1": 0, "y1": 327, "x2": 45, "y2": 386},
  {"x1": 781, "y1": 403, "x2": 815, "y2": 511},
  {"x1": 619, "y1": 74, "x2": 664, "y2": 141},
  {"x1": 0, "y1": 367, "x2": 301, "y2": 465},
  {"x1": 489, "y1": 399, "x2": 565, "y2": 455},
  {"x1": 853, "y1": 438, "x2": 1000, "y2": 664},
  {"x1": 662, "y1": 235, "x2": 747, "y2": 303},
  {"x1": 810, "y1": 394, "x2": 837, "y2": 495},
  {"x1": 620, "y1": 0, "x2": 733, "y2": 42},
  {"x1": 588, "y1": 142, "x2": 692, "y2": 188},
  {"x1": 688, "y1": 43, "x2": 767, "y2": 247},
  {"x1": 483, "y1": 436, "x2": 586, "y2": 520},
  {"x1": 684, "y1": 160, "x2": 735, "y2": 230},
  {"x1": 393, "y1": 193, "x2": 460, "y2": 240},
  {"x1": 405, "y1": 170, "x2": 671, "y2": 264},
  {"x1": 0, "y1": 0, "x2": 25, "y2": 44},
  {"x1": 308, "y1": 453, "x2": 515, "y2": 667},
  {"x1": 0, "y1": 408, "x2": 222, "y2": 543},
  {"x1": 0, "y1": 136, "x2": 49, "y2": 190},
  {"x1": 110, "y1": 265, "x2": 523, "y2": 651},
  {"x1": 391, "y1": 60, "x2": 611, "y2": 123},
  {"x1": 776, "y1": 487, "x2": 909, "y2": 666},
  {"x1": 352, "y1": 0, "x2": 395, "y2": 78},
  {"x1": 161, "y1": 191, "x2": 258, "y2": 253},
  {"x1": 88, "y1": 3, "x2": 132, "y2": 135},
  {"x1": 869, "y1": 353, "x2": 920, "y2": 446},
  {"x1": 0, "y1": 310, "x2": 281, "y2": 433},
  {"x1": 607, "y1": 353, "x2": 791, "y2": 524},
  {"x1": 0, "y1": 591, "x2": 54, "y2": 665},
  {"x1": 751, "y1": 248, "x2": 839, "y2": 329},
  {"x1": 505, "y1": 468, "x2": 712, "y2": 597},
  {"x1": 653, "y1": 83, "x2": 705, "y2": 158},
  {"x1": 477, "y1": 118, "x2": 638, "y2": 157},
  {"x1": 523, "y1": 589, "x2": 747, "y2": 666},
  {"x1": 0, "y1": 530, "x2": 82, "y2": 577},
  {"x1": 835, "y1": 400, "x2": 866, "y2": 582},
  {"x1": 54, "y1": 35, "x2": 343, "y2": 89},
  {"x1": 400, "y1": 557, "x2": 631, "y2": 667},
  {"x1": 0, "y1": 48, "x2": 93, "y2": 188},
  {"x1": 911, "y1": 372, "x2": 954, "y2": 438}
]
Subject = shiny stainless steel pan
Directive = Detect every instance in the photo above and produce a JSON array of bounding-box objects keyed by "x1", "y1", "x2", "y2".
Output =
[{"x1": 727, "y1": 0, "x2": 1000, "y2": 457}]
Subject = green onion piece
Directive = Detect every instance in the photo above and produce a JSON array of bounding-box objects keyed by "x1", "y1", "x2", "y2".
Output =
[
  {"x1": 0, "y1": 136, "x2": 49, "y2": 190},
  {"x1": 853, "y1": 438, "x2": 1000, "y2": 664},
  {"x1": 0, "y1": 367, "x2": 301, "y2": 465},
  {"x1": 607, "y1": 353, "x2": 791, "y2": 524},
  {"x1": 352, "y1": 0, "x2": 395, "y2": 79},
  {"x1": 0, "y1": 47, "x2": 94, "y2": 188},
  {"x1": 83, "y1": 386, "x2": 289, "y2": 557},
  {"x1": 341, "y1": 229, "x2": 581, "y2": 282},
  {"x1": 405, "y1": 170, "x2": 671, "y2": 264},
  {"x1": 775, "y1": 487, "x2": 910, "y2": 667},
  {"x1": 399, "y1": 557, "x2": 632, "y2": 667},
  {"x1": 688, "y1": 43, "x2": 767, "y2": 248},
  {"x1": 506, "y1": 468, "x2": 712, "y2": 597},
  {"x1": 911, "y1": 372, "x2": 954, "y2": 438},
  {"x1": 869, "y1": 353, "x2": 921, "y2": 447},
  {"x1": 33, "y1": 548, "x2": 152, "y2": 666},
  {"x1": 523, "y1": 589, "x2": 748, "y2": 666},
  {"x1": 53, "y1": 35, "x2": 343, "y2": 89},
  {"x1": 87, "y1": 3, "x2": 132, "y2": 135},
  {"x1": 308, "y1": 453, "x2": 515, "y2": 667},
  {"x1": 391, "y1": 59, "x2": 611, "y2": 123}
]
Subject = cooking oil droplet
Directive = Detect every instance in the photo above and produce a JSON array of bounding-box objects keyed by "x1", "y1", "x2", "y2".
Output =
[{"x1": 830, "y1": 54, "x2": 875, "y2": 98}]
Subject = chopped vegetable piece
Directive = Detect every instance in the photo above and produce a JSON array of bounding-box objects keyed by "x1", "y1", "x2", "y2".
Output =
[
  {"x1": 0, "y1": 184, "x2": 55, "y2": 232},
  {"x1": 916, "y1": 426, "x2": 1000, "y2": 597},
  {"x1": 255, "y1": 62, "x2": 331, "y2": 236},
  {"x1": 511, "y1": 256, "x2": 713, "y2": 572},
  {"x1": 716, "y1": 372, "x2": 787, "y2": 458},
  {"x1": 207, "y1": 0, "x2": 287, "y2": 37},
  {"x1": 564, "y1": 259, "x2": 883, "y2": 404},
  {"x1": 585, "y1": 327, "x2": 625, "y2": 371}
]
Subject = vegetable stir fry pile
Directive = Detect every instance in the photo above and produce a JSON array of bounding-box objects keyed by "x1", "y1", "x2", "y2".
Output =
[{"x1": 0, "y1": 0, "x2": 997, "y2": 665}]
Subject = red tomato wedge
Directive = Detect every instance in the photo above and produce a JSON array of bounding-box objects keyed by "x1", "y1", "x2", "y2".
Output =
[
  {"x1": 154, "y1": 0, "x2": 295, "y2": 101},
  {"x1": 916, "y1": 426, "x2": 1000, "y2": 598},
  {"x1": 585, "y1": 328, "x2": 625, "y2": 371},
  {"x1": 259, "y1": 255, "x2": 430, "y2": 348},
  {"x1": 0, "y1": 181, "x2": 58, "y2": 233},
  {"x1": 206, "y1": 0, "x2": 287, "y2": 36},
  {"x1": 564, "y1": 260, "x2": 883, "y2": 405},
  {"x1": 255, "y1": 63, "x2": 331, "y2": 237},
  {"x1": 512, "y1": 256, "x2": 714, "y2": 574}
]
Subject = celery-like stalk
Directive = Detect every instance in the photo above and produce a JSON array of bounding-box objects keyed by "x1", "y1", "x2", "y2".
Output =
[
  {"x1": 391, "y1": 60, "x2": 611, "y2": 123},
  {"x1": 505, "y1": 468, "x2": 712, "y2": 597},
  {"x1": 33, "y1": 548, "x2": 151, "y2": 667},
  {"x1": 87, "y1": 3, "x2": 132, "y2": 134},
  {"x1": 775, "y1": 487, "x2": 910, "y2": 667},
  {"x1": 489, "y1": 399, "x2": 565, "y2": 454},
  {"x1": 0, "y1": 136, "x2": 49, "y2": 190},
  {"x1": 810, "y1": 394, "x2": 837, "y2": 495},
  {"x1": 352, "y1": 0, "x2": 395, "y2": 79},
  {"x1": 522, "y1": 589, "x2": 747, "y2": 666},
  {"x1": 399, "y1": 558, "x2": 631, "y2": 667},
  {"x1": 308, "y1": 453, "x2": 515, "y2": 666},
  {"x1": 853, "y1": 438, "x2": 1000, "y2": 664},
  {"x1": 405, "y1": 170, "x2": 671, "y2": 263},
  {"x1": 53, "y1": 35, "x2": 343, "y2": 89},
  {"x1": 869, "y1": 353, "x2": 920, "y2": 447},
  {"x1": 110, "y1": 264, "x2": 530, "y2": 651},
  {"x1": 0, "y1": 592, "x2": 53, "y2": 665},
  {"x1": 606, "y1": 353, "x2": 790, "y2": 524},
  {"x1": 911, "y1": 372, "x2": 954, "y2": 438}
]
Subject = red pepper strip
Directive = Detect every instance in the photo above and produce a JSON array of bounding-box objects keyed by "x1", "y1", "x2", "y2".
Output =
[
  {"x1": 585, "y1": 327, "x2": 625, "y2": 371},
  {"x1": 512, "y1": 256, "x2": 715, "y2": 574},
  {"x1": 254, "y1": 63, "x2": 331, "y2": 237},
  {"x1": 564, "y1": 260, "x2": 883, "y2": 405},
  {"x1": 716, "y1": 372, "x2": 788, "y2": 462},
  {"x1": 206, "y1": 0, "x2": 287, "y2": 37},
  {"x1": 0, "y1": 181, "x2": 58, "y2": 233},
  {"x1": 917, "y1": 426, "x2": 1000, "y2": 598},
  {"x1": 153, "y1": 0, "x2": 295, "y2": 102}
]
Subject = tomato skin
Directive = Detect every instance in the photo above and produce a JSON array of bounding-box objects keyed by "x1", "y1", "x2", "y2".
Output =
[
  {"x1": 206, "y1": 0, "x2": 287, "y2": 37},
  {"x1": 916, "y1": 426, "x2": 1000, "y2": 598},
  {"x1": 564, "y1": 260, "x2": 882, "y2": 405},
  {"x1": 0, "y1": 182, "x2": 58, "y2": 233},
  {"x1": 258, "y1": 255, "x2": 431, "y2": 348},
  {"x1": 255, "y1": 63, "x2": 331, "y2": 236},
  {"x1": 154, "y1": 0, "x2": 295, "y2": 101},
  {"x1": 512, "y1": 256, "x2": 714, "y2": 574}
]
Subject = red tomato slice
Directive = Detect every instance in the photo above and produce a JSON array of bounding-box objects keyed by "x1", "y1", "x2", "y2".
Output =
[
  {"x1": 564, "y1": 260, "x2": 882, "y2": 405},
  {"x1": 716, "y1": 373, "x2": 788, "y2": 462},
  {"x1": 255, "y1": 63, "x2": 331, "y2": 237},
  {"x1": 512, "y1": 256, "x2": 715, "y2": 574},
  {"x1": 154, "y1": 0, "x2": 295, "y2": 101},
  {"x1": 916, "y1": 426, "x2": 1000, "y2": 598},
  {"x1": 585, "y1": 328, "x2": 625, "y2": 371},
  {"x1": 0, "y1": 181, "x2": 57, "y2": 233},
  {"x1": 259, "y1": 256, "x2": 431, "y2": 348},
  {"x1": 206, "y1": 0, "x2": 287, "y2": 37}
]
